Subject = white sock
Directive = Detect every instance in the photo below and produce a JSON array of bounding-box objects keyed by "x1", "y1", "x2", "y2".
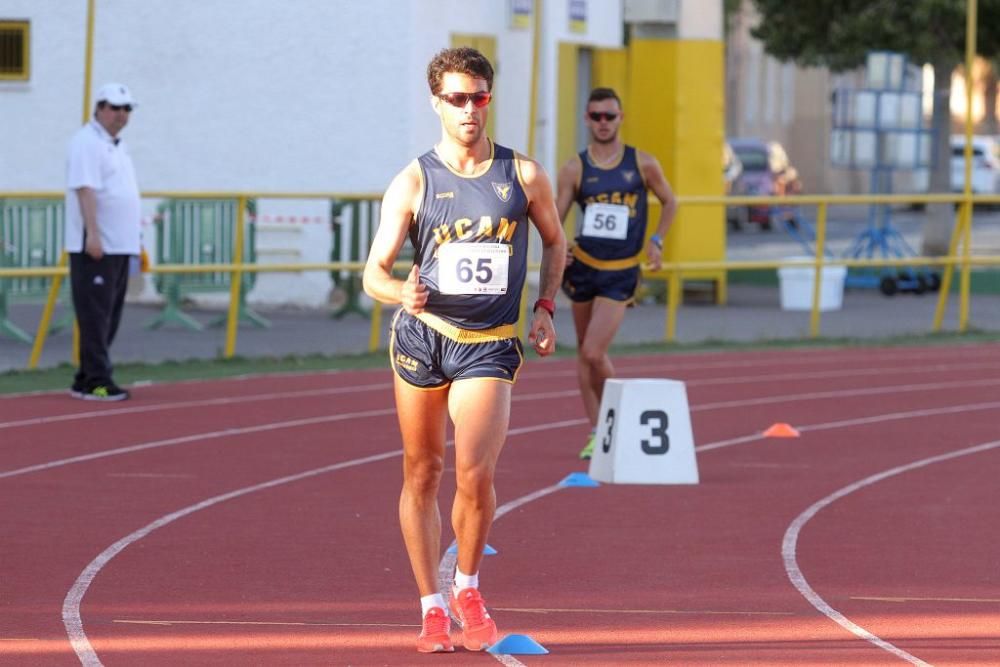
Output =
[
  {"x1": 420, "y1": 593, "x2": 447, "y2": 616},
  {"x1": 453, "y1": 568, "x2": 479, "y2": 597}
]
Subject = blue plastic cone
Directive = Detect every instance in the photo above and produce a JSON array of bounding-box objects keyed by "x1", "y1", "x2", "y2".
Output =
[
  {"x1": 446, "y1": 543, "x2": 498, "y2": 555},
  {"x1": 559, "y1": 471, "x2": 600, "y2": 487},
  {"x1": 487, "y1": 633, "x2": 549, "y2": 655}
]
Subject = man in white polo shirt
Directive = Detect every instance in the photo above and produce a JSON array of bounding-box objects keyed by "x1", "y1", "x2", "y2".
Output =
[{"x1": 65, "y1": 82, "x2": 142, "y2": 401}]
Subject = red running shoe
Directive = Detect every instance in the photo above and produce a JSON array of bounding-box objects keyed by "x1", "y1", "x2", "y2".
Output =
[
  {"x1": 416, "y1": 607, "x2": 453, "y2": 653},
  {"x1": 449, "y1": 587, "x2": 499, "y2": 651}
]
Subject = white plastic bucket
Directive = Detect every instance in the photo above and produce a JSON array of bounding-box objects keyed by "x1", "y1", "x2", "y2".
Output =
[{"x1": 777, "y1": 257, "x2": 846, "y2": 311}]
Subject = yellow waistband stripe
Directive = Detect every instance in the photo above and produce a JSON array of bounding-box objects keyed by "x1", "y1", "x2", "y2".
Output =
[
  {"x1": 571, "y1": 245, "x2": 643, "y2": 270},
  {"x1": 415, "y1": 312, "x2": 516, "y2": 343}
]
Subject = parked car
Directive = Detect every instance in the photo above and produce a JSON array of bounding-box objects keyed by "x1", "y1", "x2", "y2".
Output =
[
  {"x1": 950, "y1": 134, "x2": 1000, "y2": 195},
  {"x1": 727, "y1": 138, "x2": 802, "y2": 230},
  {"x1": 903, "y1": 135, "x2": 1000, "y2": 207}
]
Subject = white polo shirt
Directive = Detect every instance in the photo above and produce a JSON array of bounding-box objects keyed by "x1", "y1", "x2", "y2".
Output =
[{"x1": 64, "y1": 120, "x2": 141, "y2": 254}]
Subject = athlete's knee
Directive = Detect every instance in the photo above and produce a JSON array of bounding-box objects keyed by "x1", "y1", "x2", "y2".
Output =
[
  {"x1": 403, "y1": 453, "x2": 444, "y2": 496},
  {"x1": 454, "y1": 461, "x2": 495, "y2": 500},
  {"x1": 578, "y1": 342, "x2": 609, "y2": 368}
]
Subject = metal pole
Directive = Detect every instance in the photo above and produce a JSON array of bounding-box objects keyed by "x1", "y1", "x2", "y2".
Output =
[
  {"x1": 958, "y1": 0, "x2": 977, "y2": 331},
  {"x1": 809, "y1": 203, "x2": 829, "y2": 337},
  {"x1": 518, "y1": 0, "x2": 544, "y2": 342},
  {"x1": 223, "y1": 197, "x2": 246, "y2": 357}
]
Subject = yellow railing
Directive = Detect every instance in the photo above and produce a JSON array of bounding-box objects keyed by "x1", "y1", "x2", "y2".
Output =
[{"x1": 3, "y1": 190, "x2": 1000, "y2": 370}]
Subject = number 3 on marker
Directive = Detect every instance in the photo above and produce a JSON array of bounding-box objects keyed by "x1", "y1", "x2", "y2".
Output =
[
  {"x1": 640, "y1": 409, "x2": 669, "y2": 455},
  {"x1": 601, "y1": 408, "x2": 615, "y2": 453}
]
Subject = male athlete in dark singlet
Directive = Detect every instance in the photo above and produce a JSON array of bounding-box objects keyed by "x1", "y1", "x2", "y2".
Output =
[
  {"x1": 555, "y1": 87, "x2": 677, "y2": 459},
  {"x1": 363, "y1": 47, "x2": 566, "y2": 654}
]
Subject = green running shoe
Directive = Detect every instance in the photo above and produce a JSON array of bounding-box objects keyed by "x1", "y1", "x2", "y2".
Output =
[{"x1": 579, "y1": 433, "x2": 595, "y2": 460}]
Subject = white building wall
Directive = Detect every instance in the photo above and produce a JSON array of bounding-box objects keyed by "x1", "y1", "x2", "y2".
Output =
[{"x1": 1, "y1": 0, "x2": 624, "y2": 305}]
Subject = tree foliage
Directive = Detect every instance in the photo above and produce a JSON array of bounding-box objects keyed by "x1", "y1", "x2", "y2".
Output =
[
  {"x1": 749, "y1": 0, "x2": 1000, "y2": 70},
  {"x1": 747, "y1": 0, "x2": 1000, "y2": 255}
]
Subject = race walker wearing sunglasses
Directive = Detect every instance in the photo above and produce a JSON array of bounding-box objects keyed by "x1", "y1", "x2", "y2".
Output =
[{"x1": 438, "y1": 91, "x2": 492, "y2": 108}]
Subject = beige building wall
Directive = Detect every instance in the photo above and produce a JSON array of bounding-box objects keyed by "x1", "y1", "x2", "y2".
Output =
[{"x1": 725, "y1": 3, "x2": 865, "y2": 195}]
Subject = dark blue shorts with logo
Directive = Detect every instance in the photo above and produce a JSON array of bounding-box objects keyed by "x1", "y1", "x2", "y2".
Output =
[
  {"x1": 389, "y1": 310, "x2": 524, "y2": 389},
  {"x1": 561, "y1": 258, "x2": 640, "y2": 303}
]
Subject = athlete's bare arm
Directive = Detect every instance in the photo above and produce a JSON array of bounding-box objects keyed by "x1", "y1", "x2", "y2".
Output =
[
  {"x1": 363, "y1": 161, "x2": 428, "y2": 314},
  {"x1": 637, "y1": 150, "x2": 677, "y2": 271},
  {"x1": 555, "y1": 156, "x2": 582, "y2": 222},
  {"x1": 518, "y1": 153, "x2": 567, "y2": 356}
]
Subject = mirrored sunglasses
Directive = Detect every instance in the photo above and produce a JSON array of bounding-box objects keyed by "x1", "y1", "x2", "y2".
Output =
[{"x1": 438, "y1": 91, "x2": 492, "y2": 108}]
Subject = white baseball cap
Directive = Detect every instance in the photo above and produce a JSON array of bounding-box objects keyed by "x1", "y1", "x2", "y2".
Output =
[{"x1": 95, "y1": 82, "x2": 138, "y2": 108}]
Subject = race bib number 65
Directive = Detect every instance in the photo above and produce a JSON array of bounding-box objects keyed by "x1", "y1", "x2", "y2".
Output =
[
  {"x1": 438, "y1": 243, "x2": 510, "y2": 295},
  {"x1": 581, "y1": 202, "x2": 630, "y2": 240}
]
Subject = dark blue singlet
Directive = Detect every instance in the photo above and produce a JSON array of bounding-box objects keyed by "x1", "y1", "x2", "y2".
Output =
[
  {"x1": 412, "y1": 141, "x2": 529, "y2": 330},
  {"x1": 572, "y1": 145, "x2": 649, "y2": 265}
]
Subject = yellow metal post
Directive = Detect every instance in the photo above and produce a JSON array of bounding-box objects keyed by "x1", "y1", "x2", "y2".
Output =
[
  {"x1": 959, "y1": 202, "x2": 972, "y2": 330},
  {"x1": 957, "y1": 0, "x2": 977, "y2": 332},
  {"x1": 808, "y1": 203, "x2": 829, "y2": 338},
  {"x1": 27, "y1": 251, "x2": 69, "y2": 369},
  {"x1": 932, "y1": 205, "x2": 965, "y2": 330},
  {"x1": 368, "y1": 301, "x2": 382, "y2": 353},
  {"x1": 665, "y1": 268, "x2": 681, "y2": 342},
  {"x1": 223, "y1": 197, "x2": 246, "y2": 358},
  {"x1": 517, "y1": 0, "x2": 544, "y2": 343},
  {"x1": 68, "y1": 0, "x2": 98, "y2": 368},
  {"x1": 82, "y1": 0, "x2": 95, "y2": 124}
]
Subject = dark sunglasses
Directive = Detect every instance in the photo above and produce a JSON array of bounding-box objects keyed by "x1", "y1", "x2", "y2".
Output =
[
  {"x1": 109, "y1": 104, "x2": 133, "y2": 112},
  {"x1": 588, "y1": 111, "x2": 618, "y2": 122},
  {"x1": 438, "y1": 91, "x2": 492, "y2": 108}
]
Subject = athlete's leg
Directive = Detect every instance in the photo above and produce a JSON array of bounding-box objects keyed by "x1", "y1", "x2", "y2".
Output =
[
  {"x1": 447, "y1": 377, "x2": 512, "y2": 577},
  {"x1": 576, "y1": 296, "x2": 628, "y2": 424},
  {"x1": 395, "y1": 375, "x2": 450, "y2": 597},
  {"x1": 570, "y1": 300, "x2": 599, "y2": 425}
]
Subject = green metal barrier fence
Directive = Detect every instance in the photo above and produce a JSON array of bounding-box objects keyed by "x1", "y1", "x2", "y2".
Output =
[
  {"x1": 329, "y1": 196, "x2": 414, "y2": 319},
  {"x1": 146, "y1": 197, "x2": 268, "y2": 330},
  {"x1": 0, "y1": 198, "x2": 66, "y2": 343}
]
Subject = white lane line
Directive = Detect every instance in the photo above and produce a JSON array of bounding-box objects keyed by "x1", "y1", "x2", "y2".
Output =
[
  {"x1": 61, "y1": 419, "x2": 581, "y2": 666},
  {"x1": 3, "y1": 345, "x2": 980, "y2": 401},
  {"x1": 437, "y1": 485, "x2": 564, "y2": 667},
  {"x1": 782, "y1": 438, "x2": 1000, "y2": 666},
  {"x1": 0, "y1": 409, "x2": 397, "y2": 480},
  {"x1": 0, "y1": 398, "x2": 575, "y2": 481},
  {"x1": 8, "y1": 358, "x2": 1000, "y2": 431},
  {"x1": 0, "y1": 383, "x2": 392, "y2": 430},
  {"x1": 697, "y1": 398, "x2": 1000, "y2": 453},
  {"x1": 113, "y1": 619, "x2": 418, "y2": 628},
  {"x1": 852, "y1": 596, "x2": 1000, "y2": 604},
  {"x1": 105, "y1": 473, "x2": 196, "y2": 479},
  {"x1": 10, "y1": 371, "x2": 1000, "y2": 488},
  {"x1": 693, "y1": 376, "x2": 1000, "y2": 411},
  {"x1": 8, "y1": 379, "x2": 1000, "y2": 484},
  {"x1": 493, "y1": 606, "x2": 793, "y2": 616}
]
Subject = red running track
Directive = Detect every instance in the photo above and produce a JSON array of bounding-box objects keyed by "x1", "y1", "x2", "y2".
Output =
[{"x1": 1, "y1": 344, "x2": 999, "y2": 666}]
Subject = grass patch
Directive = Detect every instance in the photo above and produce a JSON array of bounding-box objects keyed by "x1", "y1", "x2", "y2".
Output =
[{"x1": 3, "y1": 330, "x2": 997, "y2": 396}]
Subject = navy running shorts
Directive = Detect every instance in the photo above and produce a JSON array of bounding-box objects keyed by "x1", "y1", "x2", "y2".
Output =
[
  {"x1": 389, "y1": 310, "x2": 524, "y2": 389},
  {"x1": 561, "y1": 259, "x2": 640, "y2": 303}
]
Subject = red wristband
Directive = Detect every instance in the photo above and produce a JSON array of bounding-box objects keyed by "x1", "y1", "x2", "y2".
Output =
[{"x1": 533, "y1": 298, "x2": 555, "y2": 317}]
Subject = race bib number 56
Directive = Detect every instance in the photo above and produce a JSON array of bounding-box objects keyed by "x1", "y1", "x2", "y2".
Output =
[
  {"x1": 581, "y1": 202, "x2": 630, "y2": 240},
  {"x1": 438, "y1": 243, "x2": 510, "y2": 295}
]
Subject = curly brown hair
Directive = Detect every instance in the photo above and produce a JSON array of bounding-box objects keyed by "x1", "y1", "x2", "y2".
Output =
[{"x1": 426, "y1": 47, "x2": 494, "y2": 95}]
